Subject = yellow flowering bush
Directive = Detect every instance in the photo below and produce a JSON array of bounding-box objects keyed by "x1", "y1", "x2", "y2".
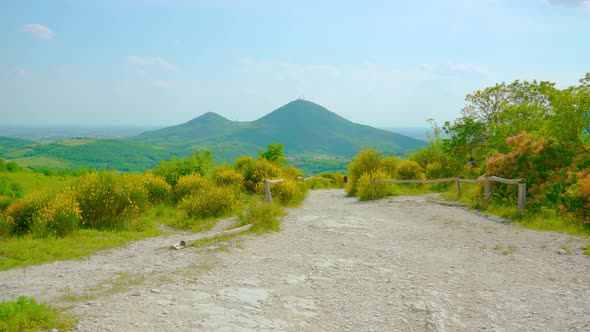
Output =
[
  {"x1": 174, "y1": 173, "x2": 209, "y2": 201},
  {"x1": 179, "y1": 186, "x2": 239, "y2": 219},
  {"x1": 235, "y1": 156, "x2": 283, "y2": 193},
  {"x1": 32, "y1": 189, "x2": 81, "y2": 238},
  {"x1": 74, "y1": 172, "x2": 148, "y2": 230},
  {"x1": 212, "y1": 165, "x2": 244, "y2": 189},
  {"x1": 4, "y1": 191, "x2": 52, "y2": 236},
  {"x1": 281, "y1": 165, "x2": 304, "y2": 180},
  {"x1": 271, "y1": 178, "x2": 306, "y2": 206},
  {"x1": 395, "y1": 160, "x2": 426, "y2": 180},
  {"x1": 356, "y1": 170, "x2": 391, "y2": 201},
  {"x1": 131, "y1": 173, "x2": 172, "y2": 205}
]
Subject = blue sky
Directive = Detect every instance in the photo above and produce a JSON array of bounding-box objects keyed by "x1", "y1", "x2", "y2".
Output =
[{"x1": 1, "y1": 0, "x2": 589, "y2": 127}]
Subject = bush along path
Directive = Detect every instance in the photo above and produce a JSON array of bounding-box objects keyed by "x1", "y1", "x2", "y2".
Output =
[{"x1": 1, "y1": 189, "x2": 589, "y2": 331}]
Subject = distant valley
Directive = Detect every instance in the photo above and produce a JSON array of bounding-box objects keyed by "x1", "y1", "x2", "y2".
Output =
[{"x1": 0, "y1": 100, "x2": 427, "y2": 174}]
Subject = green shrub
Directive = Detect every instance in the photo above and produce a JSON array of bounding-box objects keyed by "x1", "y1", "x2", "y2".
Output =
[
  {"x1": 31, "y1": 189, "x2": 81, "y2": 238},
  {"x1": 271, "y1": 178, "x2": 306, "y2": 206},
  {"x1": 240, "y1": 200, "x2": 286, "y2": 233},
  {"x1": 235, "y1": 156, "x2": 283, "y2": 193},
  {"x1": 74, "y1": 172, "x2": 148, "y2": 230},
  {"x1": 380, "y1": 156, "x2": 399, "y2": 179},
  {"x1": 395, "y1": 160, "x2": 426, "y2": 180},
  {"x1": 4, "y1": 191, "x2": 53, "y2": 236},
  {"x1": 346, "y1": 148, "x2": 383, "y2": 196},
  {"x1": 152, "y1": 150, "x2": 214, "y2": 186},
  {"x1": 356, "y1": 170, "x2": 391, "y2": 201},
  {"x1": 212, "y1": 164, "x2": 244, "y2": 189},
  {"x1": 180, "y1": 186, "x2": 239, "y2": 219},
  {"x1": 281, "y1": 165, "x2": 304, "y2": 180},
  {"x1": 0, "y1": 212, "x2": 12, "y2": 238},
  {"x1": 174, "y1": 173, "x2": 209, "y2": 201},
  {"x1": 0, "y1": 296, "x2": 74, "y2": 332},
  {"x1": 135, "y1": 173, "x2": 172, "y2": 205},
  {"x1": 0, "y1": 194, "x2": 13, "y2": 211}
]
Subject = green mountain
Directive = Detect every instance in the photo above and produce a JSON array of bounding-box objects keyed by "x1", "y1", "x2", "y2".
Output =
[
  {"x1": 133, "y1": 99, "x2": 427, "y2": 172},
  {"x1": 0, "y1": 100, "x2": 427, "y2": 174}
]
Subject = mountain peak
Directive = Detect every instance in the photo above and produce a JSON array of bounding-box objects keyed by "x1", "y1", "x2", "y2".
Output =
[
  {"x1": 254, "y1": 99, "x2": 344, "y2": 125},
  {"x1": 189, "y1": 112, "x2": 229, "y2": 124}
]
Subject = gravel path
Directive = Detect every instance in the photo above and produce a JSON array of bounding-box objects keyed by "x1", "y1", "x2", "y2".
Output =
[{"x1": 1, "y1": 189, "x2": 589, "y2": 331}]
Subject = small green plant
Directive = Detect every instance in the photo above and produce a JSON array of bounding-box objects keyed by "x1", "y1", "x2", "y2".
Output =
[
  {"x1": 502, "y1": 244, "x2": 517, "y2": 255},
  {"x1": 240, "y1": 200, "x2": 285, "y2": 233},
  {"x1": 0, "y1": 296, "x2": 74, "y2": 332},
  {"x1": 560, "y1": 245, "x2": 572, "y2": 255}
]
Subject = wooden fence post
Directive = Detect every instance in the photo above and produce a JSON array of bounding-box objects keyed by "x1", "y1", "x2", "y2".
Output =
[
  {"x1": 518, "y1": 182, "x2": 526, "y2": 213},
  {"x1": 264, "y1": 180, "x2": 272, "y2": 203},
  {"x1": 264, "y1": 179, "x2": 284, "y2": 203},
  {"x1": 455, "y1": 178, "x2": 462, "y2": 199},
  {"x1": 484, "y1": 179, "x2": 491, "y2": 204}
]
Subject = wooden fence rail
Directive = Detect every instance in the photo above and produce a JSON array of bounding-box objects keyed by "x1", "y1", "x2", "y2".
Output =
[
  {"x1": 264, "y1": 179, "x2": 284, "y2": 203},
  {"x1": 374, "y1": 176, "x2": 527, "y2": 213}
]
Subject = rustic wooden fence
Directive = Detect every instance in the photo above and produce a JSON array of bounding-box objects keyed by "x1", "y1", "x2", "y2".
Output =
[
  {"x1": 374, "y1": 176, "x2": 527, "y2": 213},
  {"x1": 264, "y1": 179, "x2": 284, "y2": 203}
]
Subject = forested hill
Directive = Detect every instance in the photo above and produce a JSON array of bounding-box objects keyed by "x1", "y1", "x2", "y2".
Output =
[
  {"x1": 132, "y1": 99, "x2": 427, "y2": 165},
  {"x1": 0, "y1": 100, "x2": 426, "y2": 174}
]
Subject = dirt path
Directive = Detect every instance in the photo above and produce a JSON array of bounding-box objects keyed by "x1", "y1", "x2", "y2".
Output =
[{"x1": 1, "y1": 189, "x2": 589, "y2": 331}]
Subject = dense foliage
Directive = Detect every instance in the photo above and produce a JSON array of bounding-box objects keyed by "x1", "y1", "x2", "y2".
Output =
[
  {"x1": 0, "y1": 142, "x2": 311, "y2": 239},
  {"x1": 347, "y1": 73, "x2": 590, "y2": 232}
]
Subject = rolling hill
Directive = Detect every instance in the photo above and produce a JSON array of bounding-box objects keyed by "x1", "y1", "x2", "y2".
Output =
[
  {"x1": 133, "y1": 99, "x2": 427, "y2": 171},
  {"x1": 0, "y1": 100, "x2": 427, "y2": 174}
]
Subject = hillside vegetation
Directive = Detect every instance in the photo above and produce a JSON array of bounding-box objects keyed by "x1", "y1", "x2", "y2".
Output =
[
  {"x1": 0, "y1": 143, "x2": 344, "y2": 270},
  {"x1": 345, "y1": 73, "x2": 590, "y2": 237},
  {"x1": 0, "y1": 100, "x2": 426, "y2": 175}
]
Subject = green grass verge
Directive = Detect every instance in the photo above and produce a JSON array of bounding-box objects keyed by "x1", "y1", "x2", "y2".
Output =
[
  {"x1": 0, "y1": 227, "x2": 162, "y2": 271},
  {"x1": 0, "y1": 296, "x2": 75, "y2": 332},
  {"x1": 1, "y1": 171, "x2": 78, "y2": 196}
]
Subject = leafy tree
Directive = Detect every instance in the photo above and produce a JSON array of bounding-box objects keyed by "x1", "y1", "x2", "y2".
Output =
[
  {"x1": 153, "y1": 150, "x2": 214, "y2": 186},
  {"x1": 544, "y1": 74, "x2": 590, "y2": 152},
  {"x1": 259, "y1": 142, "x2": 287, "y2": 166},
  {"x1": 444, "y1": 79, "x2": 556, "y2": 160}
]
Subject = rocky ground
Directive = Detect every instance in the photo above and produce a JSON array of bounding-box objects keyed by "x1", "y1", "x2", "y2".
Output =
[{"x1": 1, "y1": 189, "x2": 589, "y2": 331}]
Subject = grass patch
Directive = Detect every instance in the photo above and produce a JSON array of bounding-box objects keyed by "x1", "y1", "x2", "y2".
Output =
[
  {"x1": 0, "y1": 227, "x2": 162, "y2": 271},
  {"x1": 1, "y1": 171, "x2": 78, "y2": 196},
  {"x1": 0, "y1": 296, "x2": 75, "y2": 332},
  {"x1": 239, "y1": 200, "x2": 286, "y2": 233}
]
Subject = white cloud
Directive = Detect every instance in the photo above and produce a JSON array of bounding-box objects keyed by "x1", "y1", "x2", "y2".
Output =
[
  {"x1": 22, "y1": 23, "x2": 54, "y2": 40},
  {"x1": 127, "y1": 56, "x2": 177, "y2": 71},
  {"x1": 545, "y1": 0, "x2": 590, "y2": 9}
]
